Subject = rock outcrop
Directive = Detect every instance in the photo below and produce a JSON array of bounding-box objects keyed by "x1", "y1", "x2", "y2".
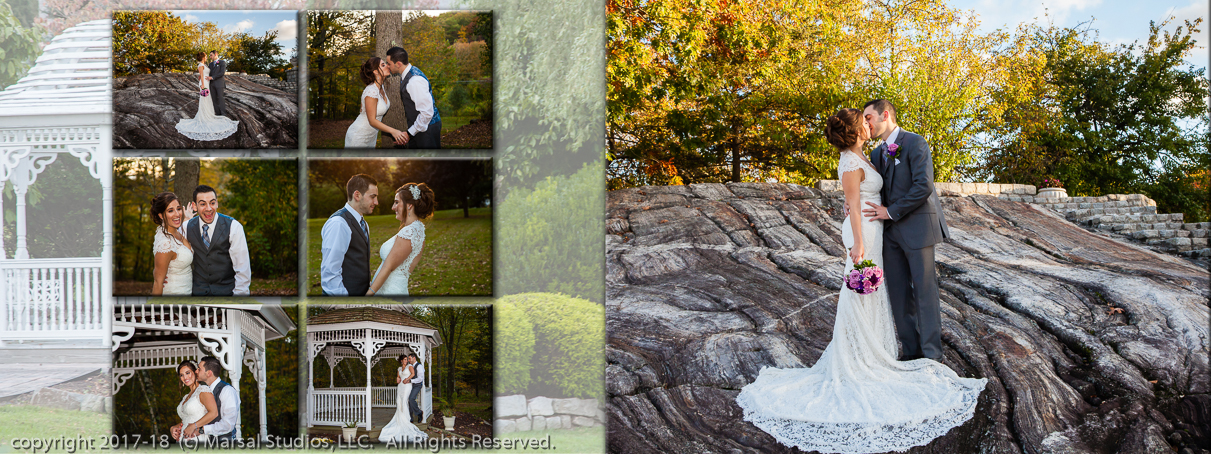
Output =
[
  {"x1": 606, "y1": 182, "x2": 1209, "y2": 454},
  {"x1": 113, "y1": 73, "x2": 298, "y2": 149}
]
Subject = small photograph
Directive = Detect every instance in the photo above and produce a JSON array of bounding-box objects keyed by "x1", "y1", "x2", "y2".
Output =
[
  {"x1": 112, "y1": 300, "x2": 299, "y2": 444},
  {"x1": 307, "y1": 10, "x2": 492, "y2": 149},
  {"x1": 112, "y1": 10, "x2": 300, "y2": 149},
  {"x1": 307, "y1": 158, "x2": 491, "y2": 297},
  {"x1": 113, "y1": 158, "x2": 299, "y2": 297},
  {"x1": 304, "y1": 305, "x2": 493, "y2": 443}
]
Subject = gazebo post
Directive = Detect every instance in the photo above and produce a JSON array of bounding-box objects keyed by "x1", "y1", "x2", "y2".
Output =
[
  {"x1": 364, "y1": 328, "x2": 372, "y2": 430},
  {"x1": 99, "y1": 133, "x2": 113, "y2": 349},
  {"x1": 258, "y1": 346, "x2": 268, "y2": 441},
  {"x1": 0, "y1": 180, "x2": 6, "y2": 258},
  {"x1": 13, "y1": 184, "x2": 27, "y2": 259}
]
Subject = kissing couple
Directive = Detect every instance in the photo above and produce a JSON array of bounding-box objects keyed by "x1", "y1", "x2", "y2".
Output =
[
  {"x1": 170, "y1": 356, "x2": 239, "y2": 443},
  {"x1": 344, "y1": 46, "x2": 443, "y2": 149},
  {"x1": 735, "y1": 99, "x2": 988, "y2": 453},
  {"x1": 175, "y1": 50, "x2": 239, "y2": 141},
  {"x1": 320, "y1": 174, "x2": 436, "y2": 296},
  {"x1": 150, "y1": 185, "x2": 251, "y2": 296}
]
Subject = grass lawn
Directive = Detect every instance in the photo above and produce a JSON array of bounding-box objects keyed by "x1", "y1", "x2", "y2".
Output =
[
  {"x1": 307, "y1": 207, "x2": 492, "y2": 296},
  {"x1": 309, "y1": 117, "x2": 484, "y2": 149},
  {"x1": 460, "y1": 427, "x2": 605, "y2": 453},
  {"x1": 0, "y1": 406, "x2": 108, "y2": 452},
  {"x1": 114, "y1": 276, "x2": 297, "y2": 296}
]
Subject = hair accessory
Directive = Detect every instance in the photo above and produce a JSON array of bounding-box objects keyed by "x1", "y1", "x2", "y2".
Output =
[{"x1": 409, "y1": 185, "x2": 421, "y2": 200}]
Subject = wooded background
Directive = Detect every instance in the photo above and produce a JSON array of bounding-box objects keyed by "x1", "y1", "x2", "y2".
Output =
[
  {"x1": 111, "y1": 10, "x2": 295, "y2": 80},
  {"x1": 607, "y1": 0, "x2": 1210, "y2": 222}
]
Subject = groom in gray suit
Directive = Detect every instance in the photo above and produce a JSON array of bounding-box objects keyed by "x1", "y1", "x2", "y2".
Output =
[
  {"x1": 861, "y1": 99, "x2": 949, "y2": 361},
  {"x1": 206, "y1": 50, "x2": 229, "y2": 117}
]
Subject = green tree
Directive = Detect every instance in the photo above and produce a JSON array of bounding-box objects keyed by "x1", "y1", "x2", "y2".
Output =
[
  {"x1": 307, "y1": 10, "x2": 375, "y2": 120},
  {"x1": 111, "y1": 11, "x2": 197, "y2": 76},
  {"x1": 982, "y1": 20, "x2": 1210, "y2": 222},
  {"x1": 228, "y1": 30, "x2": 285, "y2": 76},
  {"x1": 0, "y1": 1, "x2": 44, "y2": 89},
  {"x1": 219, "y1": 160, "x2": 299, "y2": 278},
  {"x1": 400, "y1": 12, "x2": 458, "y2": 109}
]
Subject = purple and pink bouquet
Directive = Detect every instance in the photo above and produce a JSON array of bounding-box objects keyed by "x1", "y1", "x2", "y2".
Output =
[
  {"x1": 846, "y1": 259, "x2": 884, "y2": 295},
  {"x1": 200, "y1": 89, "x2": 210, "y2": 97}
]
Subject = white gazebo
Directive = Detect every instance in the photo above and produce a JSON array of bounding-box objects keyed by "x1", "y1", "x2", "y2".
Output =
[
  {"x1": 0, "y1": 20, "x2": 112, "y2": 349},
  {"x1": 306, "y1": 307, "x2": 442, "y2": 431},
  {"x1": 111, "y1": 299, "x2": 295, "y2": 440}
]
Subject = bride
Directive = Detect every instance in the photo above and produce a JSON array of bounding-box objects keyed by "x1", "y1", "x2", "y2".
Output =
[
  {"x1": 175, "y1": 52, "x2": 239, "y2": 141},
  {"x1": 345, "y1": 57, "x2": 408, "y2": 148},
  {"x1": 735, "y1": 108, "x2": 986, "y2": 453},
  {"x1": 151, "y1": 192, "x2": 193, "y2": 296},
  {"x1": 172, "y1": 360, "x2": 217, "y2": 443},
  {"x1": 377, "y1": 354, "x2": 428, "y2": 443},
  {"x1": 366, "y1": 183, "x2": 433, "y2": 296}
]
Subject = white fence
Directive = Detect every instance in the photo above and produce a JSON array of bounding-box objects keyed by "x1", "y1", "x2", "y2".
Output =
[
  {"x1": 0, "y1": 258, "x2": 105, "y2": 343},
  {"x1": 311, "y1": 389, "x2": 369, "y2": 427}
]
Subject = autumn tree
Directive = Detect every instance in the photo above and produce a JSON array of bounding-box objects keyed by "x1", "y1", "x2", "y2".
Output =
[{"x1": 111, "y1": 11, "x2": 198, "y2": 75}]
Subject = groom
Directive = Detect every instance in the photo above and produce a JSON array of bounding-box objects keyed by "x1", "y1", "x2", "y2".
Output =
[
  {"x1": 206, "y1": 50, "x2": 230, "y2": 117},
  {"x1": 174, "y1": 356, "x2": 238, "y2": 441},
  {"x1": 186, "y1": 185, "x2": 251, "y2": 296},
  {"x1": 407, "y1": 353, "x2": 424, "y2": 424},
  {"x1": 320, "y1": 174, "x2": 378, "y2": 296},
  {"x1": 384, "y1": 46, "x2": 442, "y2": 149},
  {"x1": 861, "y1": 99, "x2": 949, "y2": 361}
]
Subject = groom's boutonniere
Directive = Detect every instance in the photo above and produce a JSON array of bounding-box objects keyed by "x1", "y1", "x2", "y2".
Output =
[{"x1": 886, "y1": 143, "x2": 900, "y2": 165}]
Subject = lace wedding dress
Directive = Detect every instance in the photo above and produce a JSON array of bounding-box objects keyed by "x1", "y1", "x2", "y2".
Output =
[
  {"x1": 377, "y1": 367, "x2": 427, "y2": 443},
  {"x1": 735, "y1": 150, "x2": 987, "y2": 453},
  {"x1": 153, "y1": 227, "x2": 193, "y2": 296},
  {"x1": 345, "y1": 83, "x2": 390, "y2": 147},
  {"x1": 175, "y1": 63, "x2": 238, "y2": 141},
  {"x1": 372, "y1": 221, "x2": 425, "y2": 296},
  {"x1": 176, "y1": 384, "x2": 212, "y2": 443}
]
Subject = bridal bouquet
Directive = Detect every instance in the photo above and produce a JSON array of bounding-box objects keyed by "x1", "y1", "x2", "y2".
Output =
[
  {"x1": 846, "y1": 259, "x2": 883, "y2": 295},
  {"x1": 200, "y1": 89, "x2": 210, "y2": 97}
]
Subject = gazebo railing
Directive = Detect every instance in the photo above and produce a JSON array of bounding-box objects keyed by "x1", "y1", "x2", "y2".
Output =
[
  {"x1": 114, "y1": 303, "x2": 228, "y2": 331},
  {"x1": 0, "y1": 257, "x2": 104, "y2": 341},
  {"x1": 318, "y1": 386, "x2": 399, "y2": 407},
  {"x1": 311, "y1": 389, "x2": 369, "y2": 427}
]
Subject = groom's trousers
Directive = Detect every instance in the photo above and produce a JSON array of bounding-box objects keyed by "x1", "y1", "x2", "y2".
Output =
[
  {"x1": 408, "y1": 384, "x2": 423, "y2": 422},
  {"x1": 883, "y1": 225, "x2": 943, "y2": 360}
]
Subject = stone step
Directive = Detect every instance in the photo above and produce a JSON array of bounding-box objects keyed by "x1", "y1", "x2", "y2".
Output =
[
  {"x1": 1147, "y1": 237, "x2": 1199, "y2": 252},
  {"x1": 1079, "y1": 213, "x2": 1184, "y2": 225},
  {"x1": 1131, "y1": 230, "x2": 1192, "y2": 240},
  {"x1": 1184, "y1": 248, "x2": 1211, "y2": 258},
  {"x1": 1096, "y1": 222, "x2": 1185, "y2": 233},
  {"x1": 1195, "y1": 237, "x2": 1209, "y2": 248},
  {"x1": 1064, "y1": 206, "x2": 1158, "y2": 220},
  {"x1": 1181, "y1": 222, "x2": 1211, "y2": 231}
]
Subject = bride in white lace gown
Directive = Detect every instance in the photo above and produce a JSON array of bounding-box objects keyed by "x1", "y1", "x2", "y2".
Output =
[
  {"x1": 367, "y1": 183, "x2": 433, "y2": 296},
  {"x1": 173, "y1": 360, "x2": 217, "y2": 443},
  {"x1": 175, "y1": 52, "x2": 238, "y2": 141},
  {"x1": 735, "y1": 109, "x2": 986, "y2": 453},
  {"x1": 151, "y1": 192, "x2": 193, "y2": 296},
  {"x1": 378, "y1": 357, "x2": 428, "y2": 443},
  {"x1": 345, "y1": 57, "x2": 408, "y2": 148}
]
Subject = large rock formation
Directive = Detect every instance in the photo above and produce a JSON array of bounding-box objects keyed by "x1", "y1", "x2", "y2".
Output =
[
  {"x1": 113, "y1": 73, "x2": 298, "y2": 149},
  {"x1": 606, "y1": 183, "x2": 1209, "y2": 454}
]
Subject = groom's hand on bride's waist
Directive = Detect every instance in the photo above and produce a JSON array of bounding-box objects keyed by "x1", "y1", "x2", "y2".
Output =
[{"x1": 863, "y1": 202, "x2": 891, "y2": 221}]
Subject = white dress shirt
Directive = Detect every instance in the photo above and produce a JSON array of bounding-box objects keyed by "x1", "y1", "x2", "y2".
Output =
[
  {"x1": 320, "y1": 203, "x2": 364, "y2": 296},
  {"x1": 411, "y1": 362, "x2": 424, "y2": 384},
  {"x1": 883, "y1": 126, "x2": 902, "y2": 221},
  {"x1": 201, "y1": 379, "x2": 239, "y2": 436},
  {"x1": 198, "y1": 215, "x2": 251, "y2": 296},
  {"x1": 401, "y1": 64, "x2": 436, "y2": 136}
]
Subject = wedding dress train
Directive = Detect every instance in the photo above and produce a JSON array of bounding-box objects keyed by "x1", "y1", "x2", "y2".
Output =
[
  {"x1": 735, "y1": 150, "x2": 986, "y2": 453},
  {"x1": 377, "y1": 368, "x2": 427, "y2": 443}
]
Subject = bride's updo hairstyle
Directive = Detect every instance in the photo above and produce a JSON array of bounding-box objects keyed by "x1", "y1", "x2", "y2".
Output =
[
  {"x1": 825, "y1": 108, "x2": 866, "y2": 151},
  {"x1": 150, "y1": 192, "x2": 179, "y2": 228},
  {"x1": 195, "y1": 52, "x2": 205, "y2": 63},
  {"x1": 360, "y1": 57, "x2": 384, "y2": 86},
  {"x1": 177, "y1": 359, "x2": 198, "y2": 376},
  {"x1": 396, "y1": 183, "x2": 435, "y2": 219}
]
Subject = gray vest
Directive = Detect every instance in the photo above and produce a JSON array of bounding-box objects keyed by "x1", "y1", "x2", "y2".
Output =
[
  {"x1": 188, "y1": 214, "x2": 236, "y2": 296},
  {"x1": 331, "y1": 207, "x2": 370, "y2": 295}
]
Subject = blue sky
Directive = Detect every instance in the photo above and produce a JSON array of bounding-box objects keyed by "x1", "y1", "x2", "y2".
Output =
[
  {"x1": 949, "y1": 0, "x2": 1208, "y2": 71},
  {"x1": 175, "y1": 10, "x2": 299, "y2": 61}
]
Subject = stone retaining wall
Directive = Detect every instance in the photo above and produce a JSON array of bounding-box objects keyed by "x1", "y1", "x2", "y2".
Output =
[
  {"x1": 494, "y1": 394, "x2": 604, "y2": 433},
  {"x1": 816, "y1": 180, "x2": 1036, "y2": 196}
]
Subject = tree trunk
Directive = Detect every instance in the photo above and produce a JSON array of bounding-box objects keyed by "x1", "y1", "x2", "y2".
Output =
[
  {"x1": 376, "y1": 11, "x2": 404, "y2": 148},
  {"x1": 463, "y1": 196, "x2": 470, "y2": 218},
  {"x1": 137, "y1": 370, "x2": 160, "y2": 438},
  {"x1": 730, "y1": 138, "x2": 741, "y2": 182},
  {"x1": 174, "y1": 159, "x2": 199, "y2": 206}
]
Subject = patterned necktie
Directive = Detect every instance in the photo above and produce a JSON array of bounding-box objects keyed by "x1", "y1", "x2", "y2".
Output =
[
  {"x1": 360, "y1": 218, "x2": 369, "y2": 242},
  {"x1": 202, "y1": 224, "x2": 211, "y2": 248}
]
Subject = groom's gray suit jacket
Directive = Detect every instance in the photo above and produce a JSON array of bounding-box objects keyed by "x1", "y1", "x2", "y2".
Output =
[{"x1": 871, "y1": 130, "x2": 949, "y2": 249}]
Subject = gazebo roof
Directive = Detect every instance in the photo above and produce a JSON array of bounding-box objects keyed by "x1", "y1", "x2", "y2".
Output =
[
  {"x1": 309, "y1": 307, "x2": 437, "y2": 331},
  {"x1": 0, "y1": 20, "x2": 111, "y2": 117}
]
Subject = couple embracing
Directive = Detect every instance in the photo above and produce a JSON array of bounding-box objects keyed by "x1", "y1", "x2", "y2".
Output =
[
  {"x1": 345, "y1": 46, "x2": 442, "y2": 149},
  {"x1": 378, "y1": 351, "x2": 428, "y2": 443},
  {"x1": 320, "y1": 174, "x2": 435, "y2": 296},
  {"x1": 170, "y1": 356, "x2": 239, "y2": 444},
  {"x1": 736, "y1": 100, "x2": 988, "y2": 453},
  {"x1": 150, "y1": 185, "x2": 251, "y2": 296},
  {"x1": 175, "y1": 50, "x2": 239, "y2": 141}
]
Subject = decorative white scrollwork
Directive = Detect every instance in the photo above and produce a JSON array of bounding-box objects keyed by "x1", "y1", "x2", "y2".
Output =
[
  {"x1": 243, "y1": 347, "x2": 264, "y2": 383},
  {"x1": 112, "y1": 370, "x2": 134, "y2": 395},
  {"x1": 350, "y1": 340, "x2": 386, "y2": 359},
  {"x1": 11, "y1": 152, "x2": 57, "y2": 190},
  {"x1": 198, "y1": 333, "x2": 234, "y2": 371},
  {"x1": 0, "y1": 147, "x2": 31, "y2": 182},
  {"x1": 309, "y1": 341, "x2": 327, "y2": 360},
  {"x1": 321, "y1": 346, "x2": 342, "y2": 369},
  {"x1": 111, "y1": 326, "x2": 135, "y2": 351},
  {"x1": 68, "y1": 146, "x2": 102, "y2": 181}
]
